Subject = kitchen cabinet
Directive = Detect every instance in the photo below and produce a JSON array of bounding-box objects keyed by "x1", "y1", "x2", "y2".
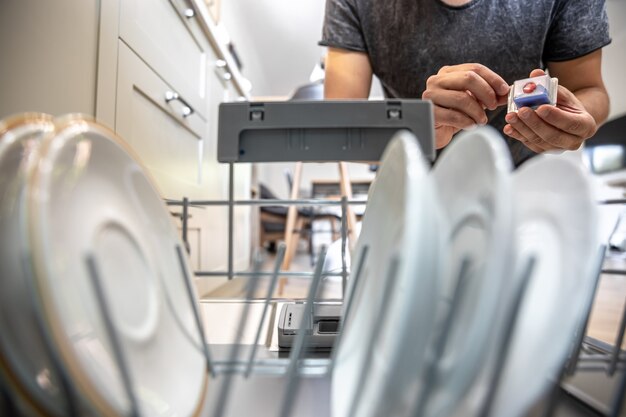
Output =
[
  {"x1": 102, "y1": 0, "x2": 252, "y2": 285},
  {"x1": 115, "y1": 41, "x2": 206, "y2": 199},
  {"x1": 0, "y1": 0, "x2": 254, "y2": 292},
  {"x1": 118, "y1": 0, "x2": 208, "y2": 119}
]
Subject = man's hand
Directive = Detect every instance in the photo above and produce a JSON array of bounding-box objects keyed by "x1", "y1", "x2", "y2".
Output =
[
  {"x1": 504, "y1": 69, "x2": 598, "y2": 153},
  {"x1": 422, "y1": 64, "x2": 510, "y2": 149}
]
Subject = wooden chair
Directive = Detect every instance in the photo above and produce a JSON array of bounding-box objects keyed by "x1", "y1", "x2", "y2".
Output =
[
  {"x1": 278, "y1": 162, "x2": 358, "y2": 295},
  {"x1": 276, "y1": 80, "x2": 359, "y2": 293}
]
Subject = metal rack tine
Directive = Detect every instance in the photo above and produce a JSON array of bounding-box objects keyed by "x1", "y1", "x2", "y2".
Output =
[
  {"x1": 85, "y1": 254, "x2": 141, "y2": 417},
  {"x1": 609, "y1": 295, "x2": 626, "y2": 376},
  {"x1": 565, "y1": 245, "x2": 606, "y2": 376},
  {"x1": 211, "y1": 251, "x2": 264, "y2": 417},
  {"x1": 228, "y1": 162, "x2": 235, "y2": 280},
  {"x1": 346, "y1": 255, "x2": 400, "y2": 417},
  {"x1": 175, "y1": 244, "x2": 216, "y2": 377},
  {"x1": 413, "y1": 257, "x2": 472, "y2": 417},
  {"x1": 279, "y1": 246, "x2": 328, "y2": 417},
  {"x1": 21, "y1": 252, "x2": 81, "y2": 417},
  {"x1": 479, "y1": 256, "x2": 536, "y2": 417},
  {"x1": 166, "y1": 197, "x2": 368, "y2": 208},
  {"x1": 244, "y1": 244, "x2": 286, "y2": 378},
  {"x1": 609, "y1": 362, "x2": 626, "y2": 417},
  {"x1": 182, "y1": 197, "x2": 190, "y2": 253},
  {"x1": 329, "y1": 244, "x2": 370, "y2": 373},
  {"x1": 341, "y1": 195, "x2": 348, "y2": 299}
]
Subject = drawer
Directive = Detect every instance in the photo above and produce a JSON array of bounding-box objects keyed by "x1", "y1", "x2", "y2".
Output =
[
  {"x1": 115, "y1": 41, "x2": 207, "y2": 200},
  {"x1": 119, "y1": 0, "x2": 207, "y2": 118}
]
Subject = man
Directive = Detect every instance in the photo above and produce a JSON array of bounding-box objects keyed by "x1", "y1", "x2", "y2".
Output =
[{"x1": 320, "y1": 0, "x2": 611, "y2": 165}]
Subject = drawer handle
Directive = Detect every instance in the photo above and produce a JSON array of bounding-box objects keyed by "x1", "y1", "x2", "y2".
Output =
[
  {"x1": 215, "y1": 59, "x2": 232, "y2": 81},
  {"x1": 184, "y1": 8, "x2": 195, "y2": 18},
  {"x1": 165, "y1": 91, "x2": 194, "y2": 118}
]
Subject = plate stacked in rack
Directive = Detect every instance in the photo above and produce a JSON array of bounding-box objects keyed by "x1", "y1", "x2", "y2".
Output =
[
  {"x1": 0, "y1": 113, "x2": 209, "y2": 417},
  {"x1": 488, "y1": 154, "x2": 599, "y2": 417},
  {"x1": 331, "y1": 125, "x2": 602, "y2": 417},
  {"x1": 332, "y1": 130, "x2": 445, "y2": 417},
  {"x1": 421, "y1": 126, "x2": 516, "y2": 417},
  {"x1": 0, "y1": 113, "x2": 68, "y2": 417}
]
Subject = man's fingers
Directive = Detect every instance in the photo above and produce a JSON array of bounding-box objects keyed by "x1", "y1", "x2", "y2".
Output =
[
  {"x1": 430, "y1": 72, "x2": 499, "y2": 109},
  {"x1": 424, "y1": 90, "x2": 487, "y2": 124},
  {"x1": 433, "y1": 106, "x2": 478, "y2": 130},
  {"x1": 504, "y1": 124, "x2": 546, "y2": 154},
  {"x1": 505, "y1": 112, "x2": 550, "y2": 149},
  {"x1": 535, "y1": 104, "x2": 596, "y2": 139},
  {"x1": 518, "y1": 107, "x2": 585, "y2": 150},
  {"x1": 439, "y1": 63, "x2": 509, "y2": 96},
  {"x1": 496, "y1": 94, "x2": 509, "y2": 107},
  {"x1": 529, "y1": 68, "x2": 546, "y2": 78}
]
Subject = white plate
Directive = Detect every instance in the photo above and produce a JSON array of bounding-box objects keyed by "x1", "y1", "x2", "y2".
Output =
[
  {"x1": 0, "y1": 113, "x2": 69, "y2": 416},
  {"x1": 332, "y1": 131, "x2": 443, "y2": 417},
  {"x1": 489, "y1": 155, "x2": 599, "y2": 417},
  {"x1": 425, "y1": 126, "x2": 514, "y2": 417},
  {"x1": 27, "y1": 116, "x2": 208, "y2": 417}
]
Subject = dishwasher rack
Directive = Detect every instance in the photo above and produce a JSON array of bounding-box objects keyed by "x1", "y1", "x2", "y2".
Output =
[
  {"x1": 165, "y1": 171, "x2": 626, "y2": 417},
  {"x1": 4, "y1": 101, "x2": 625, "y2": 417},
  {"x1": 7, "y1": 195, "x2": 622, "y2": 417},
  {"x1": 124, "y1": 101, "x2": 626, "y2": 417}
]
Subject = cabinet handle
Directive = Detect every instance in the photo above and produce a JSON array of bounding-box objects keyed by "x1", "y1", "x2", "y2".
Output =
[
  {"x1": 179, "y1": 0, "x2": 195, "y2": 18},
  {"x1": 215, "y1": 60, "x2": 232, "y2": 81},
  {"x1": 165, "y1": 91, "x2": 194, "y2": 118}
]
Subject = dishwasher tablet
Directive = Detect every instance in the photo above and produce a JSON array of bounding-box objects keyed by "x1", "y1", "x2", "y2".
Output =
[{"x1": 507, "y1": 74, "x2": 558, "y2": 113}]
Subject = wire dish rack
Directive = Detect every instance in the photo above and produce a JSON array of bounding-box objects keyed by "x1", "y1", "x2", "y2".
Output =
[
  {"x1": 156, "y1": 100, "x2": 626, "y2": 417},
  {"x1": 7, "y1": 191, "x2": 623, "y2": 417},
  {"x1": 4, "y1": 101, "x2": 624, "y2": 417},
  {"x1": 160, "y1": 194, "x2": 626, "y2": 417}
]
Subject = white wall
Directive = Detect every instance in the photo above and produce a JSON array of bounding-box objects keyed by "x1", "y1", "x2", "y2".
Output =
[
  {"x1": 0, "y1": 0, "x2": 99, "y2": 118},
  {"x1": 220, "y1": 0, "x2": 326, "y2": 98},
  {"x1": 256, "y1": 162, "x2": 375, "y2": 200},
  {"x1": 604, "y1": 0, "x2": 626, "y2": 121}
]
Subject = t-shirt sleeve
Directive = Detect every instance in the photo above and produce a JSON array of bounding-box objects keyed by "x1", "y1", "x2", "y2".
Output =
[
  {"x1": 543, "y1": 0, "x2": 611, "y2": 62},
  {"x1": 319, "y1": 0, "x2": 367, "y2": 52}
]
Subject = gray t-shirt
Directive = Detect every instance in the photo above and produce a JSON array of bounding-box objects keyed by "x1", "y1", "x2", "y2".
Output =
[{"x1": 320, "y1": 0, "x2": 611, "y2": 165}]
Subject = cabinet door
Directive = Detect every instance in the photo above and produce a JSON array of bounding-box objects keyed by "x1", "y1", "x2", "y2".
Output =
[
  {"x1": 119, "y1": 0, "x2": 207, "y2": 118},
  {"x1": 115, "y1": 41, "x2": 206, "y2": 200},
  {"x1": 116, "y1": 41, "x2": 230, "y2": 277}
]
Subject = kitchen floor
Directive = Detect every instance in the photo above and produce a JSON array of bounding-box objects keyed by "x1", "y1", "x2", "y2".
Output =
[
  {"x1": 204, "y1": 247, "x2": 626, "y2": 349},
  {"x1": 204, "y1": 246, "x2": 344, "y2": 301},
  {"x1": 588, "y1": 254, "x2": 626, "y2": 349}
]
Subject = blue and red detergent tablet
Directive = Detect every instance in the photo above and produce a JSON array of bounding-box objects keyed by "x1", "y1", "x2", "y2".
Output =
[{"x1": 507, "y1": 75, "x2": 558, "y2": 113}]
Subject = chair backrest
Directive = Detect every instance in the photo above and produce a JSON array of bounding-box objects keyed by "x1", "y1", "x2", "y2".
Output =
[
  {"x1": 259, "y1": 183, "x2": 278, "y2": 200},
  {"x1": 288, "y1": 80, "x2": 324, "y2": 101},
  {"x1": 284, "y1": 169, "x2": 294, "y2": 192}
]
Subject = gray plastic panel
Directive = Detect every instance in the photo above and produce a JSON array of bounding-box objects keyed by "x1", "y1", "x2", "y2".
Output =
[{"x1": 217, "y1": 100, "x2": 434, "y2": 162}]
